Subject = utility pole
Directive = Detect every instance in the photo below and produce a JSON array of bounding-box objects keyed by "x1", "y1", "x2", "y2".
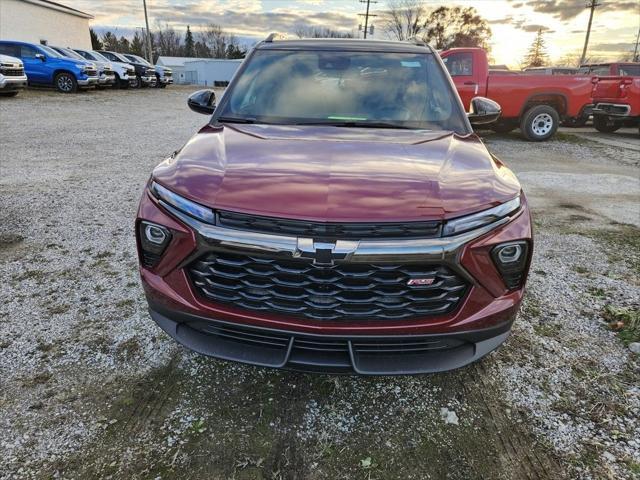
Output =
[
  {"x1": 142, "y1": 0, "x2": 153, "y2": 63},
  {"x1": 579, "y1": 0, "x2": 601, "y2": 66},
  {"x1": 633, "y1": 26, "x2": 640, "y2": 62},
  {"x1": 358, "y1": 0, "x2": 377, "y2": 39}
]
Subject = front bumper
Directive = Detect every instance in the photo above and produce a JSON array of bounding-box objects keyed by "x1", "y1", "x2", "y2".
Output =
[
  {"x1": 78, "y1": 76, "x2": 99, "y2": 87},
  {"x1": 150, "y1": 300, "x2": 513, "y2": 374},
  {"x1": 99, "y1": 73, "x2": 116, "y2": 85},
  {"x1": 0, "y1": 74, "x2": 28, "y2": 90},
  {"x1": 158, "y1": 76, "x2": 173, "y2": 85},
  {"x1": 141, "y1": 75, "x2": 157, "y2": 86},
  {"x1": 137, "y1": 186, "x2": 532, "y2": 374}
]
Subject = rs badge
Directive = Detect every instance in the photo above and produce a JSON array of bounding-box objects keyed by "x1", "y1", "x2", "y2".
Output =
[{"x1": 407, "y1": 278, "x2": 435, "y2": 286}]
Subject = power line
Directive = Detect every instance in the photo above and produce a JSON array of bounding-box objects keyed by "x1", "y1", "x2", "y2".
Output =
[
  {"x1": 579, "y1": 0, "x2": 601, "y2": 65},
  {"x1": 358, "y1": 0, "x2": 377, "y2": 39}
]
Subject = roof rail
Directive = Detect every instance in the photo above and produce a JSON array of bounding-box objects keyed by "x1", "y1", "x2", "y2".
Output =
[
  {"x1": 265, "y1": 32, "x2": 286, "y2": 43},
  {"x1": 406, "y1": 37, "x2": 427, "y2": 46}
]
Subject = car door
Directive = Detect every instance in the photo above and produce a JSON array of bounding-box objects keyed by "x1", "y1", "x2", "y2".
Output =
[
  {"x1": 442, "y1": 52, "x2": 476, "y2": 111},
  {"x1": 19, "y1": 44, "x2": 48, "y2": 84}
]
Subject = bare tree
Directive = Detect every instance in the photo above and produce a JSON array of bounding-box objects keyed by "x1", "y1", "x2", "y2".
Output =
[
  {"x1": 154, "y1": 23, "x2": 183, "y2": 57},
  {"x1": 382, "y1": 0, "x2": 427, "y2": 41},
  {"x1": 294, "y1": 26, "x2": 354, "y2": 39}
]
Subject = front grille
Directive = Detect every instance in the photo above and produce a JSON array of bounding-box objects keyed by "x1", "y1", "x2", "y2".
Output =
[
  {"x1": 1, "y1": 68, "x2": 24, "y2": 76},
  {"x1": 86, "y1": 70, "x2": 97, "y2": 76},
  {"x1": 189, "y1": 252, "x2": 468, "y2": 321},
  {"x1": 217, "y1": 210, "x2": 441, "y2": 240}
]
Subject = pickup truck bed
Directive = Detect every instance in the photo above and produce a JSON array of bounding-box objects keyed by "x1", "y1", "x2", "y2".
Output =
[{"x1": 441, "y1": 48, "x2": 594, "y2": 141}]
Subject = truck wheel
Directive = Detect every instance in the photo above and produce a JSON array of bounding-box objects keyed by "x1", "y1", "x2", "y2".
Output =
[
  {"x1": 593, "y1": 116, "x2": 621, "y2": 133},
  {"x1": 520, "y1": 105, "x2": 559, "y2": 141},
  {"x1": 490, "y1": 122, "x2": 516, "y2": 134},
  {"x1": 131, "y1": 75, "x2": 141, "y2": 88},
  {"x1": 54, "y1": 72, "x2": 77, "y2": 93}
]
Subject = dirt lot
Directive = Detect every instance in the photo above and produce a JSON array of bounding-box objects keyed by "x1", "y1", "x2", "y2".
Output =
[{"x1": 1, "y1": 86, "x2": 639, "y2": 480}]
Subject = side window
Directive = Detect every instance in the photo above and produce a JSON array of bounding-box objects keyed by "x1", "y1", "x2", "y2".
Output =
[
  {"x1": 78, "y1": 51, "x2": 92, "y2": 60},
  {"x1": 442, "y1": 53, "x2": 473, "y2": 76},
  {"x1": 0, "y1": 43, "x2": 19, "y2": 56},
  {"x1": 591, "y1": 66, "x2": 611, "y2": 75},
  {"x1": 21, "y1": 45, "x2": 39, "y2": 58}
]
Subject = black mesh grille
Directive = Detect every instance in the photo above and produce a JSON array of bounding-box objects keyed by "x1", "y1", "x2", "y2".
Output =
[
  {"x1": 1, "y1": 68, "x2": 24, "y2": 76},
  {"x1": 216, "y1": 210, "x2": 441, "y2": 240},
  {"x1": 188, "y1": 252, "x2": 468, "y2": 321}
]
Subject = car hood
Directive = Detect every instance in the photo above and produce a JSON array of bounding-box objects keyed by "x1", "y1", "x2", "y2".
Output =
[
  {"x1": 0, "y1": 54, "x2": 22, "y2": 66},
  {"x1": 152, "y1": 124, "x2": 521, "y2": 222}
]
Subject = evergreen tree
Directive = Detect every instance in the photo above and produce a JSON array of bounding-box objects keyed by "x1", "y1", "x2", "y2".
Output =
[
  {"x1": 118, "y1": 36, "x2": 131, "y2": 53},
  {"x1": 90, "y1": 28, "x2": 103, "y2": 50},
  {"x1": 101, "y1": 31, "x2": 119, "y2": 51},
  {"x1": 522, "y1": 29, "x2": 549, "y2": 68},
  {"x1": 184, "y1": 25, "x2": 195, "y2": 57},
  {"x1": 131, "y1": 31, "x2": 146, "y2": 57}
]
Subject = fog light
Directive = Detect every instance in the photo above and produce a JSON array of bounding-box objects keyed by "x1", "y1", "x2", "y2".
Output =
[
  {"x1": 497, "y1": 244, "x2": 522, "y2": 263},
  {"x1": 145, "y1": 224, "x2": 168, "y2": 245},
  {"x1": 138, "y1": 221, "x2": 172, "y2": 268},
  {"x1": 491, "y1": 241, "x2": 529, "y2": 290}
]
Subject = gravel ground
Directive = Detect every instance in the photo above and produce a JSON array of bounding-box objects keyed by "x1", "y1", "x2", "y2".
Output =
[{"x1": 0, "y1": 87, "x2": 638, "y2": 480}]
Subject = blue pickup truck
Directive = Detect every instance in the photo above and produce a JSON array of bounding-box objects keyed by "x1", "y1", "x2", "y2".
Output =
[{"x1": 0, "y1": 40, "x2": 98, "y2": 93}]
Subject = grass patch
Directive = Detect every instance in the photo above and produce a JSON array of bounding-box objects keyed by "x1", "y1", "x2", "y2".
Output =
[
  {"x1": 534, "y1": 322, "x2": 562, "y2": 337},
  {"x1": 587, "y1": 286, "x2": 607, "y2": 298},
  {"x1": 602, "y1": 305, "x2": 640, "y2": 345}
]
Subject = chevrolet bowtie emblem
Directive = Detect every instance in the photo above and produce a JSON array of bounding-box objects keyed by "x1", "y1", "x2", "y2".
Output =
[{"x1": 296, "y1": 238, "x2": 359, "y2": 266}]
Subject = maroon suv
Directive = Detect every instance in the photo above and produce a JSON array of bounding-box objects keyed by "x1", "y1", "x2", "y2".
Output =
[{"x1": 136, "y1": 38, "x2": 532, "y2": 375}]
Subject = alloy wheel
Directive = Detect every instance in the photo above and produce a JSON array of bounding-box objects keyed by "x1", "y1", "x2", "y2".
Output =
[{"x1": 57, "y1": 75, "x2": 74, "y2": 92}]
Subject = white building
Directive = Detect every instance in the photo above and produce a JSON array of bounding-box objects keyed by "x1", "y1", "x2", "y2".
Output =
[
  {"x1": 157, "y1": 56, "x2": 243, "y2": 86},
  {"x1": 0, "y1": 0, "x2": 93, "y2": 49}
]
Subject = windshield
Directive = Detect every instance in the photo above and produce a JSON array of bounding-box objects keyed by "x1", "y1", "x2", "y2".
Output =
[
  {"x1": 218, "y1": 49, "x2": 467, "y2": 131},
  {"x1": 57, "y1": 47, "x2": 84, "y2": 60},
  {"x1": 109, "y1": 52, "x2": 129, "y2": 63},
  {"x1": 40, "y1": 45, "x2": 62, "y2": 58},
  {"x1": 90, "y1": 51, "x2": 109, "y2": 62},
  {"x1": 126, "y1": 54, "x2": 150, "y2": 65}
]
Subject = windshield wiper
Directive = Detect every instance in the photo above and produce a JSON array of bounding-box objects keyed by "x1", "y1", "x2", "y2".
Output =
[
  {"x1": 294, "y1": 120, "x2": 413, "y2": 129},
  {"x1": 217, "y1": 116, "x2": 256, "y2": 124}
]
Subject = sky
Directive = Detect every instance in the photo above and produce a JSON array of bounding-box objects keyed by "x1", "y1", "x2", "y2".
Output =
[{"x1": 67, "y1": 0, "x2": 640, "y2": 67}]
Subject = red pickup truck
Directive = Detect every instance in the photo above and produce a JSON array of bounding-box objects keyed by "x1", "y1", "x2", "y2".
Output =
[
  {"x1": 579, "y1": 62, "x2": 640, "y2": 77},
  {"x1": 441, "y1": 48, "x2": 594, "y2": 141},
  {"x1": 591, "y1": 75, "x2": 640, "y2": 133}
]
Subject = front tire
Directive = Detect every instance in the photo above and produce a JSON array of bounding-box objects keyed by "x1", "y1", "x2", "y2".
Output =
[
  {"x1": 131, "y1": 75, "x2": 141, "y2": 88},
  {"x1": 54, "y1": 72, "x2": 77, "y2": 93},
  {"x1": 520, "y1": 105, "x2": 559, "y2": 141},
  {"x1": 593, "y1": 116, "x2": 621, "y2": 133}
]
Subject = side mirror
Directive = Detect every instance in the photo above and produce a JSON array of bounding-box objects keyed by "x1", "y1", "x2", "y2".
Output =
[
  {"x1": 187, "y1": 89, "x2": 216, "y2": 115},
  {"x1": 35, "y1": 53, "x2": 46, "y2": 62},
  {"x1": 467, "y1": 97, "x2": 501, "y2": 126}
]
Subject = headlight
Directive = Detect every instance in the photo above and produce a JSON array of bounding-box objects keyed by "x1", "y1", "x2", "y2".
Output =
[
  {"x1": 442, "y1": 196, "x2": 521, "y2": 236},
  {"x1": 150, "y1": 181, "x2": 215, "y2": 224}
]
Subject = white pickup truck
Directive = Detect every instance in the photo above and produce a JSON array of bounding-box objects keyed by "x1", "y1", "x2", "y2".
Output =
[{"x1": 0, "y1": 53, "x2": 28, "y2": 97}]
